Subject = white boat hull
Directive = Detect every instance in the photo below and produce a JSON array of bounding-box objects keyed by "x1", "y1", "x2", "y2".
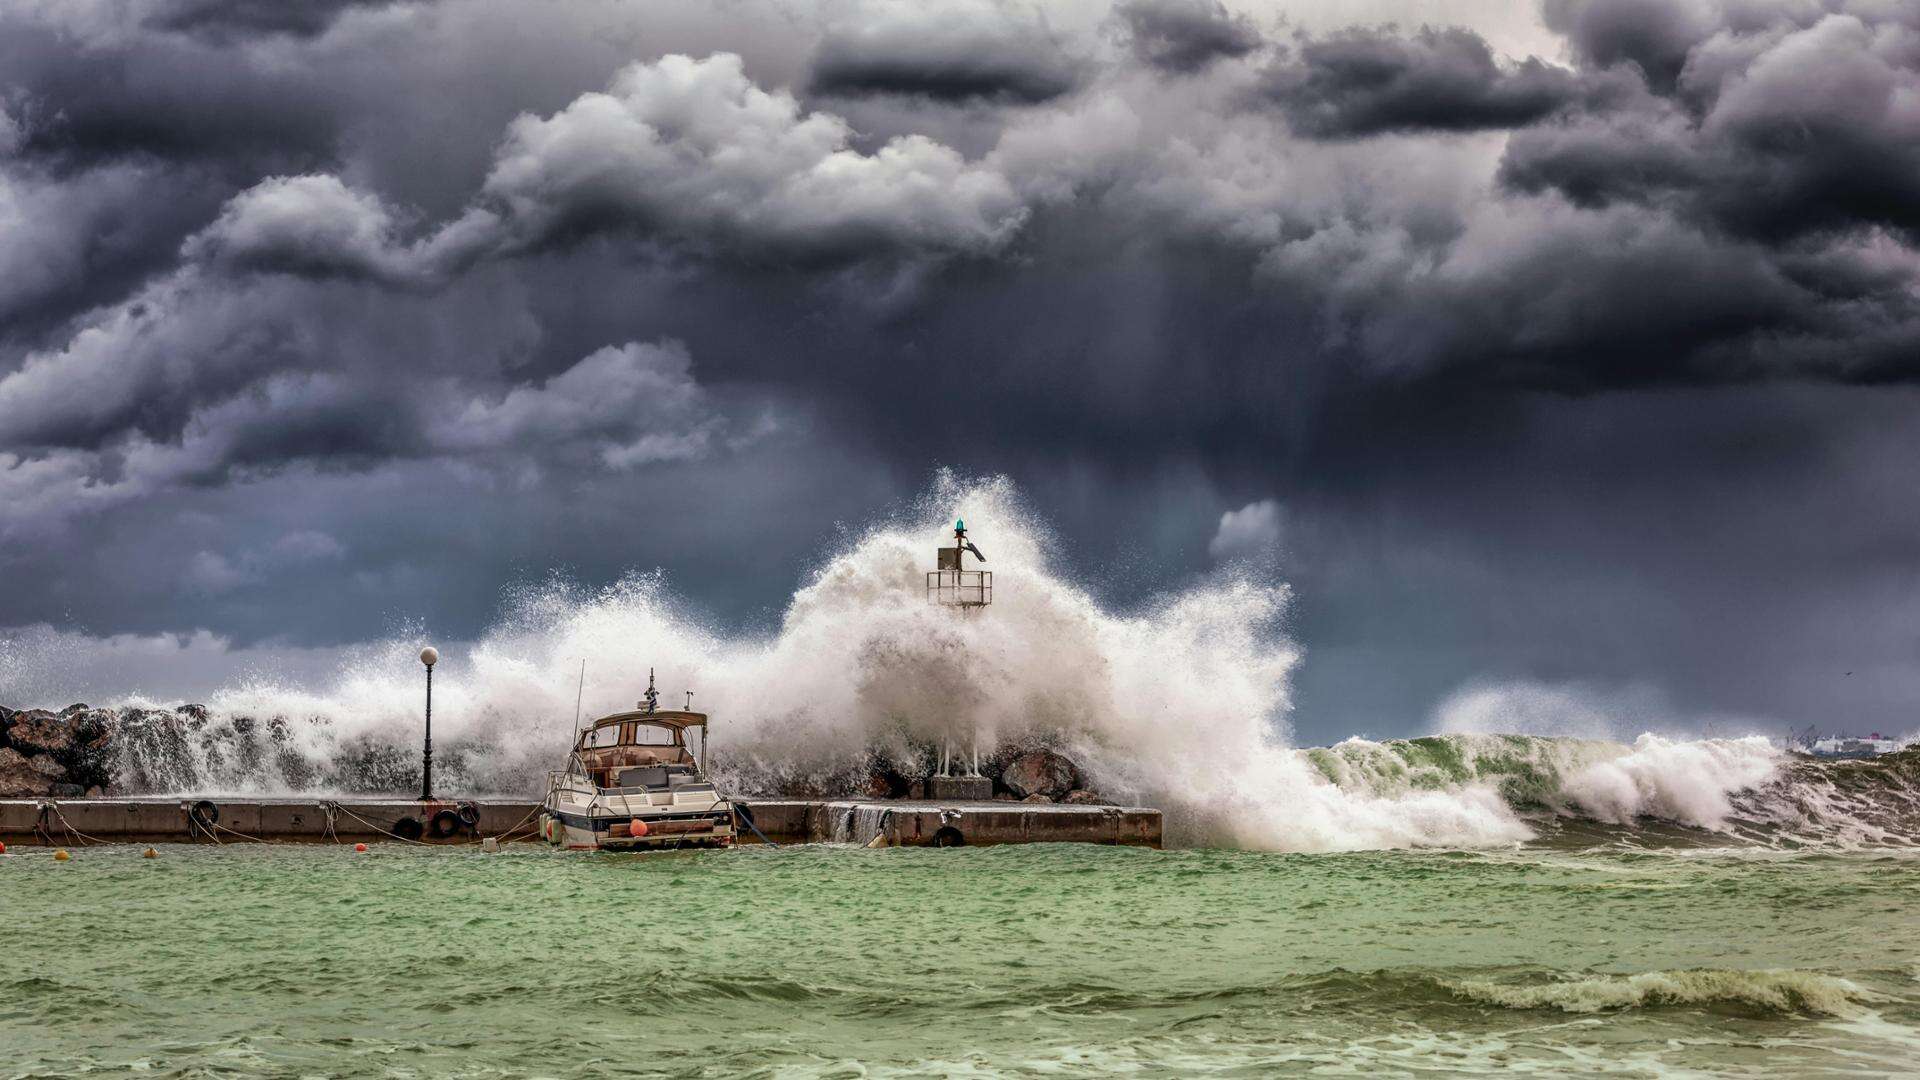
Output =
[{"x1": 540, "y1": 785, "x2": 735, "y2": 851}]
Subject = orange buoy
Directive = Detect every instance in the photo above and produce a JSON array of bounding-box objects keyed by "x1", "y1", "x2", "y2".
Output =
[
  {"x1": 353, "y1": 842, "x2": 369, "y2": 852},
  {"x1": 629, "y1": 819, "x2": 649, "y2": 838},
  {"x1": 142, "y1": 848, "x2": 158, "y2": 859},
  {"x1": 53, "y1": 849, "x2": 70, "y2": 861},
  {"x1": 0, "y1": 840, "x2": 8, "y2": 854}
]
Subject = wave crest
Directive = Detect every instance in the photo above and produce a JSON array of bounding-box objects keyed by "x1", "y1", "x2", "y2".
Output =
[{"x1": 1448, "y1": 969, "x2": 1881, "y2": 1016}]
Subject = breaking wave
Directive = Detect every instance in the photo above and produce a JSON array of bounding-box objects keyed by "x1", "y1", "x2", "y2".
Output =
[
  {"x1": 7, "y1": 474, "x2": 1918, "y2": 850},
  {"x1": 1446, "y1": 968, "x2": 1881, "y2": 1016}
]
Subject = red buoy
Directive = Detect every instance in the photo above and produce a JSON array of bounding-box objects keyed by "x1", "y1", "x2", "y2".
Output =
[
  {"x1": 629, "y1": 819, "x2": 649, "y2": 838},
  {"x1": 0, "y1": 840, "x2": 8, "y2": 855},
  {"x1": 353, "y1": 842, "x2": 369, "y2": 852}
]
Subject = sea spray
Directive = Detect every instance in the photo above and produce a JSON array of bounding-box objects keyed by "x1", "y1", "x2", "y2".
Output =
[{"x1": 3, "y1": 474, "x2": 1905, "y2": 850}]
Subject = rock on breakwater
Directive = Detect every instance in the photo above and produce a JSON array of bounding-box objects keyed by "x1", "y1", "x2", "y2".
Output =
[{"x1": 0, "y1": 704, "x2": 114, "y2": 796}]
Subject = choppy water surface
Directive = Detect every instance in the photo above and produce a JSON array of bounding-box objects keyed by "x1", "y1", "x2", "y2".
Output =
[{"x1": 6, "y1": 841, "x2": 1919, "y2": 1078}]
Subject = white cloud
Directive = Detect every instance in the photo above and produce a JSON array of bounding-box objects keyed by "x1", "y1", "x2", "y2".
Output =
[
  {"x1": 180, "y1": 52, "x2": 1032, "y2": 287},
  {"x1": 1208, "y1": 498, "x2": 1284, "y2": 562},
  {"x1": 480, "y1": 51, "x2": 1027, "y2": 259},
  {"x1": 436, "y1": 340, "x2": 728, "y2": 468},
  {"x1": 181, "y1": 174, "x2": 428, "y2": 285}
]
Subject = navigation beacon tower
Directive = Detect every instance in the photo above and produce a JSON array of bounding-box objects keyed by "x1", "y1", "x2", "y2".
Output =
[{"x1": 925, "y1": 518, "x2": 994, "y2": 800}]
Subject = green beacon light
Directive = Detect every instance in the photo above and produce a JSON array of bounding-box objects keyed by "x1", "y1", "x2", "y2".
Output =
[{"x1": 955, "y1": 518, "x2": 965, "y2": 532}]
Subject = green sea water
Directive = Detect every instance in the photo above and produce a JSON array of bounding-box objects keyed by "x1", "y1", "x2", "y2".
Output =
[{"x1": 5, "y1": 841, "x2": 1919, "y2": 1078}]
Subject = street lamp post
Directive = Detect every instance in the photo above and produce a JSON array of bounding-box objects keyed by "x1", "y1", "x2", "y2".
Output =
[{"x1": 419, "y1": 646, "x2": 438, "y2": 801}]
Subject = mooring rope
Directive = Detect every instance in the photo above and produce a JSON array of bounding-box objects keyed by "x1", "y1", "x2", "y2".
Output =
[
  {"x1": 211, "y1": 820, "x2": 269, "y2": 844},
  {"x1": 45, "y1": 802, "x2": 112, "y2": 847},
  {"x1": 46, "y1": 795, "x2": 124, "y2": 845},
  {"x1": 468, "y1": 802, "x2": 542, "y2": 846},
  {"x1": 324, "y1": 800, "x2": 434, "y2": 846}
]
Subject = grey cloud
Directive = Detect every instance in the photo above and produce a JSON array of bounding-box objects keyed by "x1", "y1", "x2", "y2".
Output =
[
  {"x1": 0, "y1": 161, "x2": 228, "y2": 335},
  {"x1": 1263, "y1": 25, "x2": 1587, "y2": 138},
  {"x1": 6, "y1": 0, "x2": 1920, "y2": 740},
  {"x1": 142, "y1": 0, "x2": 398, "y2": 41},
  {"x1": 0, "y1": 314, "x2": 753, "y2": 539},
  {"x1": 181, "y1": 174, "x2": 433, "y2": 286},
  {"x1": 182, "y1": 53, "x2": 1030, "y2": 288},
  {"x1": 479, "y1": 53, "x2": 1028, "y2": 261},
  {"x1": 433, "y1": 340, "x2": 729, "y2": 469},
  {"x1": 1542, "y1": 0, "x2": 1717, "y2": 92},
  {"x1": 1502, "y1": 10, "x2": 1920, "y2": 243},
  {"x1": 1115, "y1": 0, "x2": 1263, "y2": 74},
  {"x1": 0, "y1": 16, "x2": 340, "y2": 169},
  {"x1": 1209, "y1": 498, "x2": 1284, "y2": 562},
  {"x1": 809, "y1": 4, "x2": 1082, "y2": 104}
]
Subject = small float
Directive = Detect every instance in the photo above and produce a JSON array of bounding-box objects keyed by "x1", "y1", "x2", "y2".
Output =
[{"x1": 540, "y1": 673, "x2": 735, "y2": 851}]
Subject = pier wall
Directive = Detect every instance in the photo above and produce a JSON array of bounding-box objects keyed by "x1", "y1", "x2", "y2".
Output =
[{"x1": 0, "y1": 797, "x2": 1161, "y2": 848}]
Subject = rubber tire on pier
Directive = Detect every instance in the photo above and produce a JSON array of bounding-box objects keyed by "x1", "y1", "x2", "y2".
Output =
[
  {"x1": 430, "y1": 809, "x2": 462, "y2": 839},
  {"x1": 932, "y1": 826, "x2": 965, "y2": 848},
  {"x1": 392, "y1": 816, "x2": 426, "y2": 842},
  {"x1": 455, "y1": 801, "x2": 480, "y2": 827},
  {"x1": 189, "y1": 800, "x2": 220, "y2": 834}
]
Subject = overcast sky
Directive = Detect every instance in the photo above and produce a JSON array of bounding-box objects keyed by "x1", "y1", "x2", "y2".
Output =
[{"x1": 3, "y1": 0, "x2": 1919, "y2": 743}]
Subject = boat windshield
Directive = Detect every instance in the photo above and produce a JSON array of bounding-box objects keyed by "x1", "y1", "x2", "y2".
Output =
[{"x1": 581, "y1": 722, "x2": 680, "y2": 749}]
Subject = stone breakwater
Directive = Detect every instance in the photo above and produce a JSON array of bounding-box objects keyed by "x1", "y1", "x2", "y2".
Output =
[
  {"x1": 0, "y1": 702, "x2": 1114, "y2": 806},
  {"x1": 0, "y1": 704, "x2": 116, "y2": 797},
  {"x1": 859, "y1": 745, "x2": 1111, "y2": 806}
]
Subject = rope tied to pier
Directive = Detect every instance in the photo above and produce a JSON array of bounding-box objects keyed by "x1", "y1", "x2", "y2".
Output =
[
  {"x1": 480, "y1": 802, "x2": 542, "y2": 846},
  {"x1": 45, "y1": 801, "x2": 112, "y2": 847},
  {"x1": 210, "y1": 820, "x2": 268, "y2": 844},
  {"x1": 324, "y1": 801, "x2": 435, "y2": 847}
]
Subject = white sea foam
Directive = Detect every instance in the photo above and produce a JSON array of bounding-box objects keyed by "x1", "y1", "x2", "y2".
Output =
[
  {"x1": 0, "y1": 474, "x2": 1824, "y2": 851},
  {"x1": 1449, "y1": 969, "x2": 1880, "y2": 1016},
  {"x1": 1558, "y1": 734, "x2": 1782, "y2": 829}
]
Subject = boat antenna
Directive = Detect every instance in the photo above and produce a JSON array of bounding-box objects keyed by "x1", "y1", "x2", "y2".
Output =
[
  {"x1": 643, "y1": 668, "x2": 658, "y2": 713},
  {"x1": 571, "y1": 659, "x2": 586, "y2": 741}
]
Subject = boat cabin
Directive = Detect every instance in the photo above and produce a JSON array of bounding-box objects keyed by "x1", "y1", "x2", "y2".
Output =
[{"x1": 572, "y1": 710, "x2": 711, "y2": 792}]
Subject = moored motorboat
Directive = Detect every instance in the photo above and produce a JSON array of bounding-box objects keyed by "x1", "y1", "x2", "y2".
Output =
[{"x1": 540, "y1": 675, "x2": 734, "y2": 851}]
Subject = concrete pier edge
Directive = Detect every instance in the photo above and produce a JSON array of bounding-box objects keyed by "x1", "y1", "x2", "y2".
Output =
[{"x1": 0, "y1": 797, "x2": 1161, "y2": 848}]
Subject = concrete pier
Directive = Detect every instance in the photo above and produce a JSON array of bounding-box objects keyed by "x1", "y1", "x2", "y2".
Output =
[
  {"x1": 0, "y1": 797, "x2": 1160, "y2": 848},
  {"x1": 742, "y1": 799, "x2": 1161, "y2": 848}
]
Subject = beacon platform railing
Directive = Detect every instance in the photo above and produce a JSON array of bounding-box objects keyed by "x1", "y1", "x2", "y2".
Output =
[{"x1": 926, "y1": 569, "x2": 992, "y2": 606}]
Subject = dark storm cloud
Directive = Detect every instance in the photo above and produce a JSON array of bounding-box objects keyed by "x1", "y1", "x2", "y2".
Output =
[
  {"x1": 808, "y1": 7, "x2": 1083, "y2": 104},
  {"x1": 142, "y1": 0, "x2": 398, "y2": 41},
  {"x1": 6, "y1": 0, "x2": 1920, "y2": 738},
  {"x1": 0, "y1": 21, "x2": 339, "y2": 169},
  {"x1": 1504, "y1": 9, "x2": 1920, "y2": 243},
  {"x1": 1262, "y1": 25, "x2": 1589, "y2": 137},
  {"x1": 1540, "y1": 0, "x2": 1715, "y2": 93},
  {"x1": 1114, "y1": 0, "x2": 1263, "y2": 74}
]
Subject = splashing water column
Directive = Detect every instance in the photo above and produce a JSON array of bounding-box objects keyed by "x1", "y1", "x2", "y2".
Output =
[{"x1": 926, "y1": 517, "x2": 994, "y2": 800}]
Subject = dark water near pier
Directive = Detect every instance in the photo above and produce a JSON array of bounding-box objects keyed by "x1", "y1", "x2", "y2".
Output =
[{"x1": 5, "y1": 841, "x2": 1919, "y2": 1077}]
